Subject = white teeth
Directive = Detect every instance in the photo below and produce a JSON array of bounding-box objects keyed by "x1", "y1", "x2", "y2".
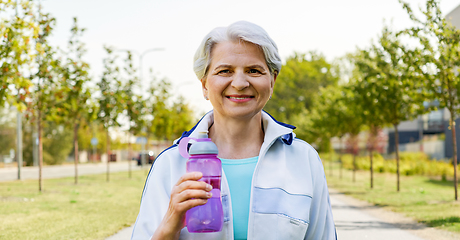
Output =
[{"x1": 228, "y1": 97, "x2": 249, "y2": 100}]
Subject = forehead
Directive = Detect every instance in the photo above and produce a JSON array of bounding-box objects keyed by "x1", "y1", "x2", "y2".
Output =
[{"x1": 209, "y1": 41, "x2": 266, "y2": 67}]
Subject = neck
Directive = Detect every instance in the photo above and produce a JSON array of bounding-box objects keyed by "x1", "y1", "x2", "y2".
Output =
[{"x1": 209, "y1": 112, "x2": 264, "y2": 159}]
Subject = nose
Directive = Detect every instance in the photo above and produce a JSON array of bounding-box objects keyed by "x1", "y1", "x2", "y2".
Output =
[{"x1": 231, "y1": 71, "x2": 249, "y2": 90}]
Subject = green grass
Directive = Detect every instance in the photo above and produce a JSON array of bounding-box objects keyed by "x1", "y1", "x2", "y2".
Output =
[
  {"x1": 0, "y1": 170, "x2": 149, "y2": 240},
  {"x1": 325, "y1": 164, "x2": 460, "y2": 233}
]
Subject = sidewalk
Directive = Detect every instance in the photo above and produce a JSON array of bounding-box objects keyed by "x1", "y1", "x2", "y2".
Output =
[
  {"x1": 105, "y1": 188, "x2": 460, "y2": 240},
  {"x1": 330, "y1": 188, "x2": 460, "y2": 240},
  {"x1": 106, "y1": 226, "x2": 134, "y2": 240},
  {"x1": 0, "y1": 161, "x2": 143, "y2": 182}
]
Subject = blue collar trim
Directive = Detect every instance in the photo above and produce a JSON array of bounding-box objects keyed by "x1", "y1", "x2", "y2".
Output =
[
  {"x1": 177, "y1": 110, "x2": 296, "y2": 145},
  {"x1": 262, "y1": 110, "x2": 296, "y2": 130},
  {"x1": 281, "y1": 132, "x2": 294, "y2": 145}
]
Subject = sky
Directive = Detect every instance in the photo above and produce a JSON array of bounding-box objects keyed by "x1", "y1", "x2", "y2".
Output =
[{"x1": 41, "y1": 0, "x2": 460, "y2": 115}]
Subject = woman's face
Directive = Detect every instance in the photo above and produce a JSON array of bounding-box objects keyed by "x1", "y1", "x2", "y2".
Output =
[{"x1": 202, "y1": 41, "x2": 276, "y2": 121}]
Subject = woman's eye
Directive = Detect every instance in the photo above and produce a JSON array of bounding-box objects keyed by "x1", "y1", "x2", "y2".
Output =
[
  {"x1": 249, "y1": 69, "x2": 261, "y2": 74},
  {"x1": 218, "y1": 70, "x2": 230, "y2": 74}
]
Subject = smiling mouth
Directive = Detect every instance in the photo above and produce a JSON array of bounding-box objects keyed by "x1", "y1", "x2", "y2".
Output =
[{"x1": 227, "y1": 96, "x2": 254, "y2": 100}]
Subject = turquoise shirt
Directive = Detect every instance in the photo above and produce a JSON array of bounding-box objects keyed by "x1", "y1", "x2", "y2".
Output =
[{"x1": 221, "y1": 157, "x2": 259, "y2": 240}]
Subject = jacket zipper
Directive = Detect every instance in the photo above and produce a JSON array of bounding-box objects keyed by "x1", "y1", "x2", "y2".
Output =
[{"x1": 247, "y1": 136, "x2": 283, "y2": 240}]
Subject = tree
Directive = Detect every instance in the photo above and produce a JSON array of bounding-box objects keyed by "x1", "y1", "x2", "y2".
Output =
[
  {"x1": 143, "y1": 74, "x2": 195, "y2": 143},
  {"x1": 400, "y1": 0, "x2": 460, "y2": 200},
  {"x1": 354, "y1": 25, "x2": 425, "y2": 191},
  {"x1": 29, "y1": 4, "x2": 61, "y2": 192},
  {"x1": 311, "y1": 85, "x2": 352, "y2": 177},
  {"x1": 341, "y1": 87, "x2": 365, "y2": 182},
  {"x1": 0, "y1": 105, "x2": 16, "y2": 158},
  {"x1": 97, "y1": 46, "x2": 124, "y2": 182},
  {"x1": 41, "y1": 122, "x2": 73, "y2": 165},
  {"x1": 56, "y1": 17, "x2": 92, "y2": 184},
  {"x1": 0, "y1": 0, "x2": 36, "y2": 109},
  {"x1": 1, "y1": 0, "x2": 38, "y2": 180},
  {"x1": 121, "y1": 51, "x2": 145, "y2": 177},
  {"x1": 264, "y1": 52, "x2": 340, "y2": 142},
  {"x1": 169, "y1": 96, "x2": 194, "y2": 140},
  {"x1": 350, "y1": 42, "x2": 390, "y2": 189},
  {"x1": 146, "y1": 76, "x2": 172, "y2": 141}
]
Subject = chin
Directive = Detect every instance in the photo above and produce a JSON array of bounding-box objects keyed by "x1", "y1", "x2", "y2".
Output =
[{"x1": 221, "y1": 109, "x2": 262, "y2": 120}]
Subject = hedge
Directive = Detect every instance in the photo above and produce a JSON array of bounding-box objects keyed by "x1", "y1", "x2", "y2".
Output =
[{"x1": 320, "y1": 152, "x2": 455, "y2": 178}]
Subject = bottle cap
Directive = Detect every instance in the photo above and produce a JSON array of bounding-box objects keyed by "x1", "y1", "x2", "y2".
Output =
[{"x1": 189, "y1": 131, "x2": 218, "y2": 155}]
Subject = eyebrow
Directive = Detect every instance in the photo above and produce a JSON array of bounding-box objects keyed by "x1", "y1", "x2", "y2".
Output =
[
  {"x1": 213, "y1": 64, "x2": 268, "y2": 71},
  {"x1": 246, "y1": 65, "x2": 267, "y2": 70},
  {"x1": 213, "y1": 64, "x2": 233, "y2": 71}
]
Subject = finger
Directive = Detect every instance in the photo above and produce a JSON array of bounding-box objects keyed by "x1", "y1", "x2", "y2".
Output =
[
  {"x1": 176, "y1": 172, "x2": 203, "y2": 186},
  {"x1": 168, "y1": 189, "x2": 211, "y2": 217},
  {"x1": 175, "y1": 180, "x2": 212, "y2": 194},
  {"x1": 176, "y1": 189, "x2": 213, "y2": 203},
  {"x1": 176, "y1": 198, "x2": 209, "y2": 213}
]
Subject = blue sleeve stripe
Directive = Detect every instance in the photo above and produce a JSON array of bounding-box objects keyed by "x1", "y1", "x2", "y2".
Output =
[{"x1": 252, "y1": 187, "x2": 312, "y2": 224}]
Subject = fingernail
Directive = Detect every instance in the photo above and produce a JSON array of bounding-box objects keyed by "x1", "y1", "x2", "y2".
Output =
[
  {"x1": 195, "y1": 172, "x2": 202, "y2": 178},
  {"x1": 206, "y1": 184, "x2": 212, "y2": 191},
  {"x1": 207, "y1": 192, "x2": 213, "y2": 198}
]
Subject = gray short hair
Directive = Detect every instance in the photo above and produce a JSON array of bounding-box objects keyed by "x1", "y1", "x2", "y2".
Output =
[{"x1": 193, "y1": 21, "x2": 282, "y2": 80}]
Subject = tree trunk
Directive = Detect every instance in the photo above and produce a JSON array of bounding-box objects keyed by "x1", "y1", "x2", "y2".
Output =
[
  {"x1": 74, "y1": 123, "x2": 79, "y2": 184},
  {"x1": 92, "y1": 124, "x2": 97, "y2": 163},
  {"x1": 369, "y1": 126, "x2": 376, "y2": 189},
  {"x1": 106, "y1": 129, "x2": 110, "y2": 182},
  {"x1": 370, "y1": 149, "x2": 373, "y2": 189},
  {"x1": 394, "y1": 124, "x2": 400, "y2": 192},
  {"x1": 17, "y1": 111, "x2": 22, "y2": 180},
  {"x1": 329, "y1": 146, "x2": 333, "y2": 177},
  {"x1": 38, "y1": 110, "x2": 43, "y2": 192},
  {"x1": 419, "y1": 115, "x2": 423, "y2": 152},
  {"x1": 340, "y1": 137, "x2": 343, "y2": 179},
  {"x1": 353, "y1": 153, "x2": 356, "y2": 182},
  {"x1": 450, "y1": 116, "x2": 458, "y2": 201},
  {"x1": 128, "y1": 131, "x2": 132, "y2": 179}
]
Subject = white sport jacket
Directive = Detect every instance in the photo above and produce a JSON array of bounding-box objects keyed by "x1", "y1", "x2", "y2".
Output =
[{"x1": 131, "y1": 111, "x2": 336, "y2": 240}]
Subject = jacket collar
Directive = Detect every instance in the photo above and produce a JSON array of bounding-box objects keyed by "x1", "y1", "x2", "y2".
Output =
[{"x1": 175, "y1": 110, "x2": 296, "y2": 146}]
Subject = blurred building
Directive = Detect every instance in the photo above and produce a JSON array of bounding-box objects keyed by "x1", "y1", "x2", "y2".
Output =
[
  {"x1": 446, "y1": 4, "x2": 460, "y2": 27},
  {"x1": 387, "y1": 103, "x2": 446, "y2": 160},
  {"x1": 386, "y1": 5, "x2": 460, "y2": 160}
]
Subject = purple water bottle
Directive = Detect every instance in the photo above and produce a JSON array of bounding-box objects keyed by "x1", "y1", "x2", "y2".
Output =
[{"x1": 178, "y1": 131, "x2": 223, "y2": 233}]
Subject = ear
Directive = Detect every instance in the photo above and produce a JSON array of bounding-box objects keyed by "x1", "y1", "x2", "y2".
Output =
[
  {"x1": 201, "y1": 78, "x2": 208, "y2": 99},
  {"x1": 269, "y1": 72, "x2": 277, "y2": 97},
  {"x1": 271, "y1": 72, "x2": 277, "y2": 88}
]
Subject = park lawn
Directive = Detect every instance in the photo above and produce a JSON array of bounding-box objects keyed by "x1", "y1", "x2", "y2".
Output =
[
  {"x1": 0, "y1": 169, "x2": 149, "y2": 240},
  {"x1": 325, "y1": 166, "x2": 460, "y2": 233}
]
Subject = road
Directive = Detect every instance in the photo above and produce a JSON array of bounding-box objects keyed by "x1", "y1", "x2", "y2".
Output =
[{"x1": 0, "y1": 161, "x2": 144, "y2": 182}]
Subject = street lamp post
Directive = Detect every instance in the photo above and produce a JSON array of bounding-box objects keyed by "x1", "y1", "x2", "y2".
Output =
[
  {"x1": 139, "y1": 48, "x2": 164, "y2": 85},
  {"x1": 115, "y1": 47, "x2": 164, "y2": 169},
  {"x1": 117, "y1": 48, "x2": 165, "y2": 86},
  {"x1": 16, "y1": 108, "x2": 22, "y2": 180}
]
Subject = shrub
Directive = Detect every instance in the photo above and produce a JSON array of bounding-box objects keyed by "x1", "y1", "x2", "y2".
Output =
[{"x1": 327, "y1": 152, "x2": 456, "y2": 178}]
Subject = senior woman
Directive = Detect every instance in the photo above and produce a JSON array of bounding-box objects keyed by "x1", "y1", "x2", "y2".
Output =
[{"x1": 131, "y1": 21, "x2": 336, "y2": 240}]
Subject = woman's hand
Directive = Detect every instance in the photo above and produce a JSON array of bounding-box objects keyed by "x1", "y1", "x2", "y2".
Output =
[{"x1": 151, "y1": 172, "x2": 212, "y2": 240}]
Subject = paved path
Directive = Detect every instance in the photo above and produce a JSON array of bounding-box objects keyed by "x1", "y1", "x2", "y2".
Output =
[
  {"x1": 106, "y1": 226, "x2": 134, "y2": 240},
  {"x1": 332, "y1": 191, "x2": 423, "y2": 239},
  {"x1": 330, "y1": 189, "x2": 460, "y2": 240},
  {"x1": 0, "y1": 161, "x2": 144, "y2": 182}
]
